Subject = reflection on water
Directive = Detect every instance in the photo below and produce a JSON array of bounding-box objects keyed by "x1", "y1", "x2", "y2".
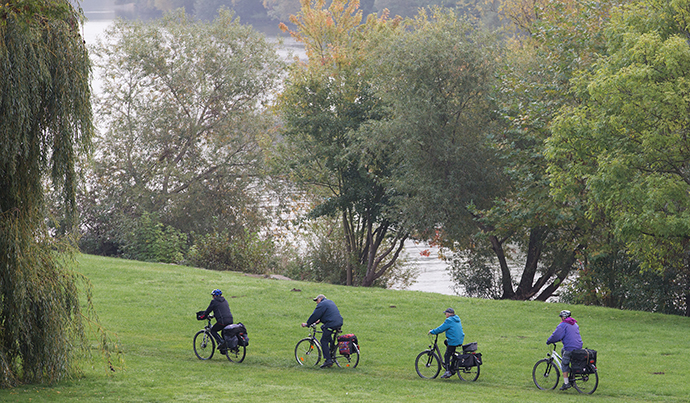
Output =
[{"x1": 397, "y1": 241, "x2": 455, "y2": 296}]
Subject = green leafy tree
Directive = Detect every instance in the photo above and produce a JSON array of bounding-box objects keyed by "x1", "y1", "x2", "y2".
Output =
[
  {"x1": 83, "y1": 9, "x2": 284, "y2": 260},
  {"x1": 0, "y1": 0, "x2": 109, "y2": 386},
  {"x1": 445, "y1": 0, "x2": 622, "y2": 301},
  {"x1": 547, "y1": 0, "x2": 690, "y2": 315},
  {"x1": 277, "y1": 0, "x2": 407, "y2": 286}
]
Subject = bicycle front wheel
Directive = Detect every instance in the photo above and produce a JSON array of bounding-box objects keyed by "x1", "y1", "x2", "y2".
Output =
[
  {"x1": 193, "y1": 330, "x2": 215, "y2": 360},
  {"x1": 415, "y1": 350, "x2": 441, "y2": 379},
  {"x1": 226, "y1": 345, "x2": 246, "y2": 363},
  {"x1": 457, "y1": 364, "x2": 480, "y2": 381},
  {"x1": 334, "y1": 344, "x2": 359, "y2": 368},
  {"x1": 295, "y1": 338, "x2": 321, "y2": 366},
  {"x1": 533, "y1": 359, "x2": 560, "y2": 390},
  {"x1": 572, "y1": 370, "x2": 599, "y2": 394}
]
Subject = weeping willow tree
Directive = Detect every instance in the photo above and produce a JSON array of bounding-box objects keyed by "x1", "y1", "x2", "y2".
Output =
[{"x1": 0, "y1": 0, "x2": 99, "y2": 387}]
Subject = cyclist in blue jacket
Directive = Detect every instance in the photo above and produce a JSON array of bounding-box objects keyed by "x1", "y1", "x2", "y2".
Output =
[
  {"x1": 302, "y1": 294, "x2": 343, "y2": 368},
  {"x1": 547, "y1": 310, "x2": 583, "y2": 390},
  {"x1": 430, "y1": 307, "x2": 465, "y2": 378}
]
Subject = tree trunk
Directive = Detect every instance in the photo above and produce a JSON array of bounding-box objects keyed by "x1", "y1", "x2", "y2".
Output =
[{"x1": 490, "y1": 235, "x2": 515, "y2": 299}]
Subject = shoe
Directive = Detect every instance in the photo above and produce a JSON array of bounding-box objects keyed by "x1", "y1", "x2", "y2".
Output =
[
  {"x1": 440, "y1": 371, "x2": 453, "y2": 379},
  {"x1": 559, "y1": 383, "x2": 572, "y2": 391},
  {"x1": 320, "y1": 360, "x2": 334, "y2": 368}
]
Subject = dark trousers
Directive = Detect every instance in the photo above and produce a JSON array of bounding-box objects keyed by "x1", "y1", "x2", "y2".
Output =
[
  {"x1": 211, "y1": 322, "x2": 230, "y2": 345},
  {"x1": 444, "y1": 345, "x2": 458, "y2": 371},
  {"x1": 321, "y1": 325, "x2": 341, "y2": 362}
]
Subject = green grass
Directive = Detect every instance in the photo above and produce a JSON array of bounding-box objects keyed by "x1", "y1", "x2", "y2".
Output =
[{"x1": 2, "y1": 254, "x2": 689, "y2": 402}]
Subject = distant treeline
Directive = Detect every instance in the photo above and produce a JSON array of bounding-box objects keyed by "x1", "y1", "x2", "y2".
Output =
[{"x1": 107, "y1": 0, "x2": 499, "y2": 30}]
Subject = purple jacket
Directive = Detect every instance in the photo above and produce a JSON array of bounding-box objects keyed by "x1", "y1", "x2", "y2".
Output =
[{"x1": 546, "y1": 318, "x2": 583, "y2": 351}]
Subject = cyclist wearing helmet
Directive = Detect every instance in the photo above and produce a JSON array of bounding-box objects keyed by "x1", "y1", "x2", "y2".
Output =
[
  {"x1": 546, "y1": 310, "x2": 583, "y2": 390},
  {"x1": 202, "y1": 289, "x2": 234, "y2": 350}
]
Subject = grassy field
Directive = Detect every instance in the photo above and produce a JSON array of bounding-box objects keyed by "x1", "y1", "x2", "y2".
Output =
[{"x1": 1, "y1": 254, "x2": 689, "y2": 402}]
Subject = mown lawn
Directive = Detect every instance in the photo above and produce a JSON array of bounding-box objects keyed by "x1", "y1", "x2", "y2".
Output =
[{"x1": 1, "y1": 254, "x2": 688, "y2": 402}]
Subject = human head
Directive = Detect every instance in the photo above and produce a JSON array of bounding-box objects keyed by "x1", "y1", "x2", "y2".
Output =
[
  {"x1": 212, "y1": 289, "x2": 222, "y2": 297},
  {"x1": 444, "y1": 307, "x2": 455, "y2": 317},
  {"x1": 559, "y1": 310, "x2": 571, "y2": 319},
  {"x1": 313, "y1": 294, "x2": 326, "y2": 303}
]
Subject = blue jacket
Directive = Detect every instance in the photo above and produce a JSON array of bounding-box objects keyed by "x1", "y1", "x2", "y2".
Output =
[
  {"x1": 430, "y1": 315, "x2": 464, "y2": 346},
  {"x1": 547, "y1": 318, "x2": 583, "y2": 351},
  {"x1": 307, "y1": 298, "x2": 343, "y2": 329}
]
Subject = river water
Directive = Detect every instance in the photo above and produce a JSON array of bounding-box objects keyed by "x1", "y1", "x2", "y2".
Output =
[{"x1": 81, "y1": 15, "x2": 455, "y2": 296}]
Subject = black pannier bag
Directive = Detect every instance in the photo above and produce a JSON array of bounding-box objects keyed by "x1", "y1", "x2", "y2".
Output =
[
  {"x1": 571, "y1": 348, "x2": 597, "y2": 374},
  {"x1": 457, "y1": 352, "x2": 482, "y2": 367},
  {"x1": 222, "y1": 323, "x2": 247, "y2": 349},
  {"x1": 337, "y1": 334, "x2": 358, "y2": 355},
  {"x1": 238, "y1": 332, "x2": 249, "y2": 347},
  {"x1": 462, "y1": 342, "x2": 478, "y2": 353}
]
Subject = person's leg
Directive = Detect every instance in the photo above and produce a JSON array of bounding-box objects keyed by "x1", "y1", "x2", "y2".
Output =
[
  {"x1": 441, "y1": 345, "x2": 457, "y2": 378},
  {"x1": 211, "y1": 322, "x2": 225, "y2": 345},
  {"x1": 321, "y1": 326, "x2": 333, "y2": 364},
  {"x1": 560, "y1": 349, "x2": 572, "y2": 390}
]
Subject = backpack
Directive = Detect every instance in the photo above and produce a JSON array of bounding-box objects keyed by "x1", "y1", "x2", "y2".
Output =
[
  {"x1": 337, "y1": 334, "x2": 358, "y2": 355},
  {"x1": 570, "y1": 348, "x2": 597, "y2": 374}
]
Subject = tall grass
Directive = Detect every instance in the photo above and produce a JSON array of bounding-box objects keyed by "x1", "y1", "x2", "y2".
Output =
[{"x1": 1, "y1": 254, "x2": 688, "y2": 402}]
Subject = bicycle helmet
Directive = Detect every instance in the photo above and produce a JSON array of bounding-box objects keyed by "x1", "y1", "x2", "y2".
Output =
[
  {"x1": 211, "y1": 289, "x2": 222, "y2": 296},
  {"x1": 559, "y1": 310, "x2": 571, "y2": 318}
]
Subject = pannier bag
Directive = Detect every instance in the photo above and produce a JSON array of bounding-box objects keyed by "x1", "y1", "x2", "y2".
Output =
[
  {"x1": 570, "y1": 348, "x2": 597, "y2": 374},
  {"x1": 457, "y1": 352, "x2": 482, "y2": 368},
  {"x1": 238, "y1": 332, "x2": 249, "y2": 347},
  {"x1": 462, "y1": 342, "x2": 478, "y2": 353},
  {"x1": 222, "y1": 323, "x2": 248, "y2": 349},
  {"x1": 337, "y1": 334, "x2": 358, "y2": 355}
]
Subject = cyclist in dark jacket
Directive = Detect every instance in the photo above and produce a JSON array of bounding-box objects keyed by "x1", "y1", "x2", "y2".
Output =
[
  {"x1": 203, "y1": 289, "x2": 233, "y2": 347},
  {"x1": 301, "y1": 294, "x2": 343, "y2": 368}
]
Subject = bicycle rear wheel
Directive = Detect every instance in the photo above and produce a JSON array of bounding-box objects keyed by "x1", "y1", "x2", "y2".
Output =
[
  {"x1": 334, "y1": 344, "x2": 359, "y2": 368},
  {"x1": 533, "y1": 359, "x2": 560, "y2": 390},
  {"x1": 225, "y1": 345, "x2": 246, "y2": 363},
  {"x1": 415, "y1": 350, "x2": 441, "y2": 379},
  {"x1": 193, "y1": 330, "x2": 215, "y2": 360},
  {"x1": 295, "y1": 338, "x2": 321, "y2": 366},
  {"x1": 572, "y1": 370, "x2": 598, "y2": 394},
  {"x1": 457, "y1": 364, "x2": 480, "y2": 381}
]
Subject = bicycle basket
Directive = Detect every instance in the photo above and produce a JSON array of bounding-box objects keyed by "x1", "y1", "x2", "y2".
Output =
[{"x1": 462, "y1": 342, "x2": 477, "y2": 353}]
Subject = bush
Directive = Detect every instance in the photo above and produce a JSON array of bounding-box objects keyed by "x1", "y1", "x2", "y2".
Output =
[
  {"x1": 187, "y1": 228, "x2": 275, "y2": 274},
  {"x1": 120, "y1": 212, "x2": 187, "y2": 264}
]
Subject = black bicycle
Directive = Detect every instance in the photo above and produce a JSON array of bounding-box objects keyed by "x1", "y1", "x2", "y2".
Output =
[
  {"x1": 415, "y1": 333, "x2": 481, "y2": 381},
  {"x1": 533, "y1": 344, "x2": 598, "y2": 394},
  {"x1": 294, "y1": 323, "x2": 359, "y2": 368},
  {"x1": 193, "y1": 314, "x2": 246, "y2": 363}
]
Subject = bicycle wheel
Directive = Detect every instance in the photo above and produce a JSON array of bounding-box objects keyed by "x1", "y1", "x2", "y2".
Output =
[
  {"x1": 225, "y1": 345, "x2": 246, "y2": 363},
  {"x1": 295, "y1": 338, "x2": 321, "y2": 366},
  {"x1": 415, "y1": 350, "x2": 441, "y2": 379},
  {"x1": 334, "y1": 344, "x2": 359, "y2": 368},
  {"x1": 457, "y1": 364, "x2": 480, "y2": 381},
  {"x1": 533, "y1": 359, "x2": 560, "y2": 390},
  {"x1": 572, "y1": 370, "x2": 599, "y2": 394},
  {"x1": 193, "y1": 330, "x2": 215, "y2": 360}
]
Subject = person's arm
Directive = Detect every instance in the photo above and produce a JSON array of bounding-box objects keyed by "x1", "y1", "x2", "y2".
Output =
[
  {"x1": 430, "y1": 319, "x2": 451, "y2": 335},
  {"x1": 546, "y1": 323, "x2": 564, "y2": 345},
  {"x1": 203, "y1": 299, "x2": 216, "y2": 317},
  {"x1": 305, "y1": 303, "x2": 325, "y2": 327}
]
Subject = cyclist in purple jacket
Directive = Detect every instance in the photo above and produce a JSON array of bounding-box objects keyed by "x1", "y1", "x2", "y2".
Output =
[{"x1": 546, "y1": 310, "x2": 583, "y2": 390}]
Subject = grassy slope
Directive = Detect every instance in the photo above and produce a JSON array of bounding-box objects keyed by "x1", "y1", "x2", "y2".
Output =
[{"x1": 1, "y1": 254, "x2": 688, "y2": 402}]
